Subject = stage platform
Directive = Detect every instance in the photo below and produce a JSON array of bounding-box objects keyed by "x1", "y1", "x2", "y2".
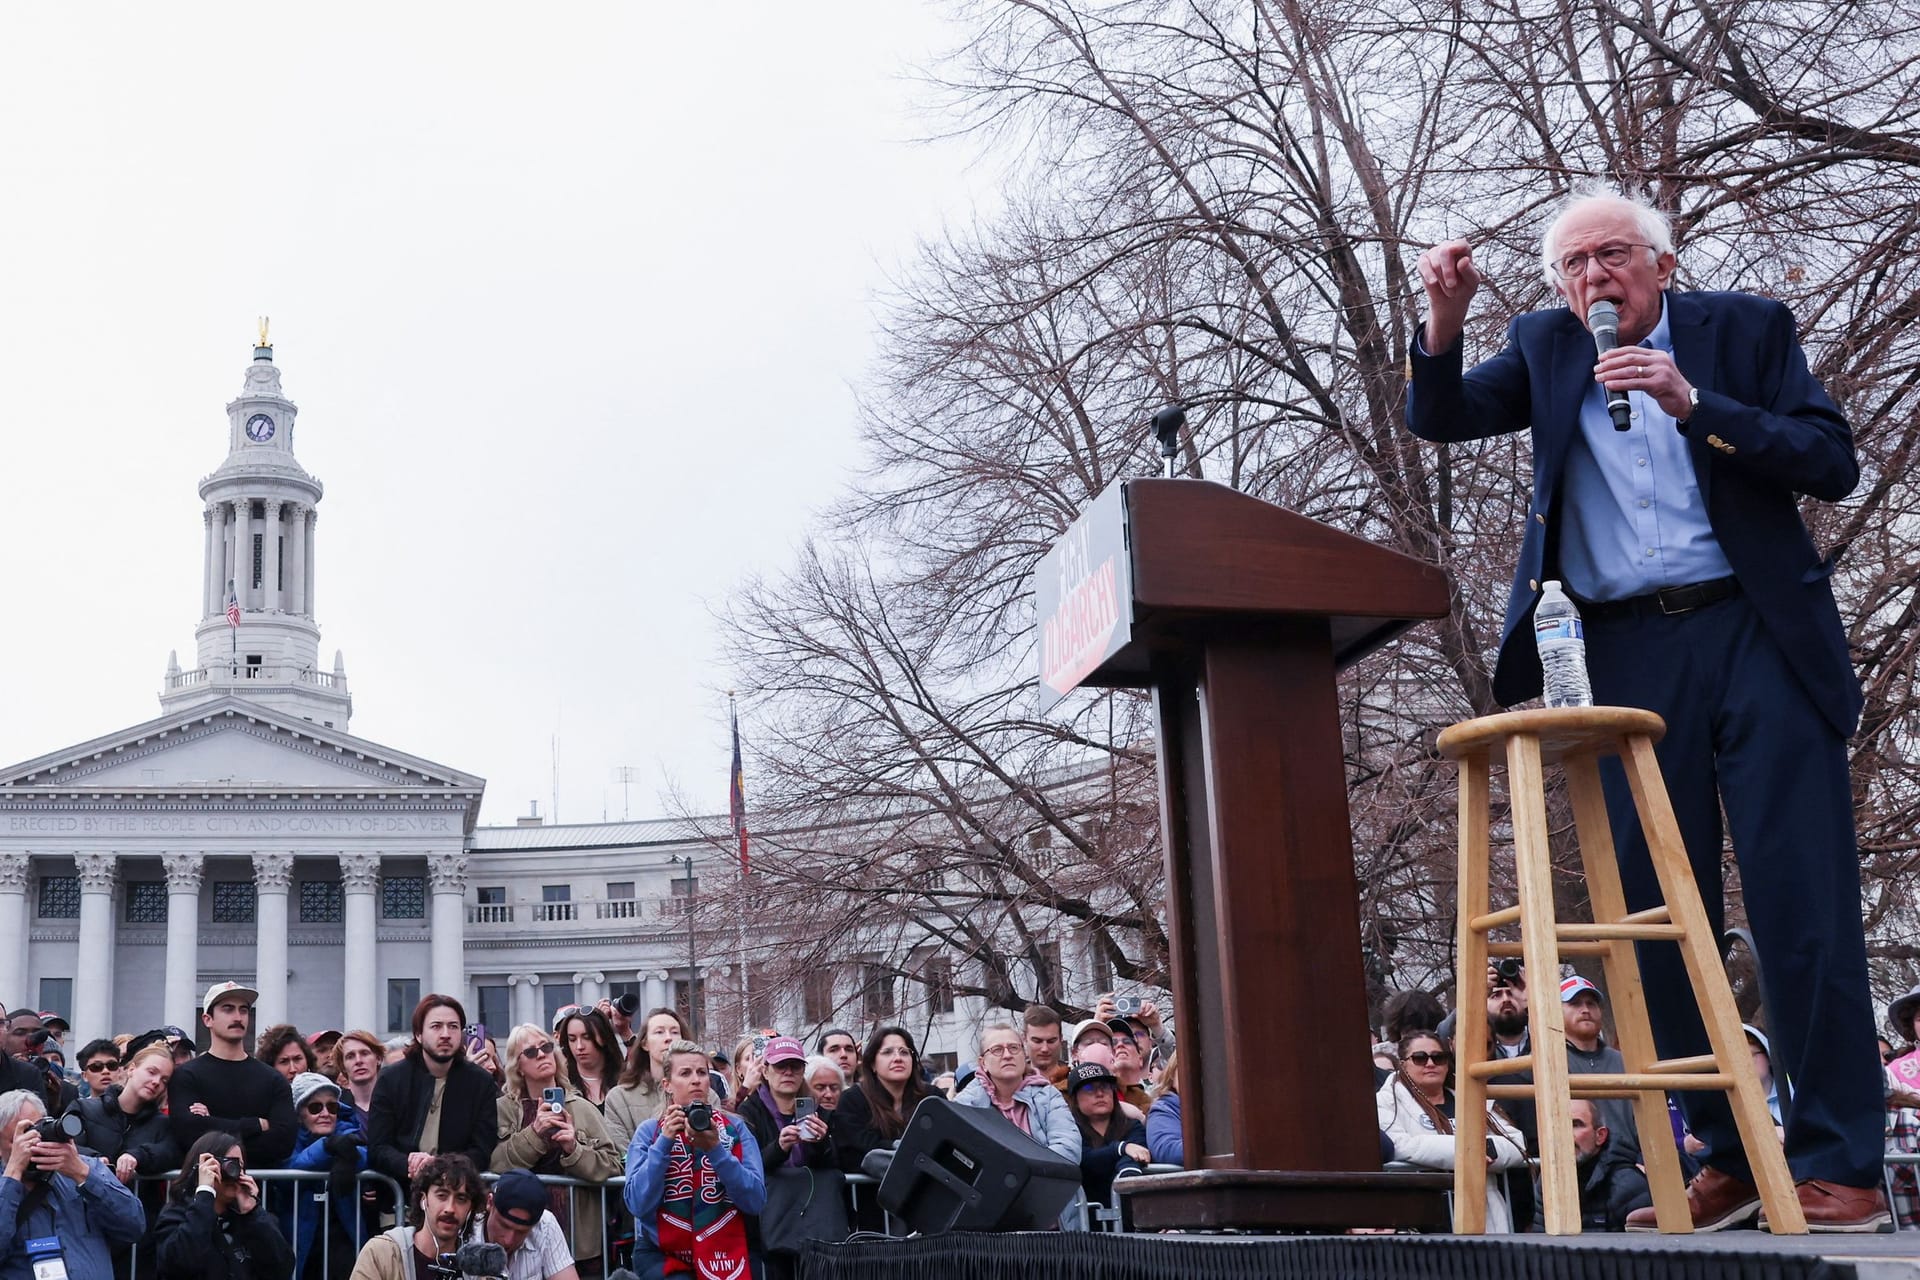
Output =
[{"x1": 797, "y1": 1228, "x2": 1920, "y2": 1280}]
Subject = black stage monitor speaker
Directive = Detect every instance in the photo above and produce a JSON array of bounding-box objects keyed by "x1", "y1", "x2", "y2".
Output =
[{"x1": 877, "y1": 1096, "x2": 1083, "y2": 1233}]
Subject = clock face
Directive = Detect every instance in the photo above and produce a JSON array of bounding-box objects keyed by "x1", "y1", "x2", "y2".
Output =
[{"x1": 245, "y1": 413, "x2": 275, "y2": 442}]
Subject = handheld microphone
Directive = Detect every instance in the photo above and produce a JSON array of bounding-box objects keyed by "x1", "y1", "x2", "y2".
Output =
[{"x1": 1586, "y1": 300, "x2": 1632, "y2": 431}]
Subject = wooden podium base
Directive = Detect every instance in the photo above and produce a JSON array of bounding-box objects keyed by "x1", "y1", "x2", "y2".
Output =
[{"x1": 1115, "y1": 1169, "x2": 1453, "y2": 1233}]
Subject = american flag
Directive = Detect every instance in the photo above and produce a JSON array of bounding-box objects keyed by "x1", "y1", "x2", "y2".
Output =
[
  {"x1": 728, "y1": 700, "x2": 749, "y2": 876},
  {"x1": 225, "y1": 580, "x2": 241, "y2": 628}
]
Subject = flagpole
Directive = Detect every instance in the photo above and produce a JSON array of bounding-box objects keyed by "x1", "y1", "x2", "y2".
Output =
[{"x1": 730, "y1": 692, "x2": 750, "y2": 1032}]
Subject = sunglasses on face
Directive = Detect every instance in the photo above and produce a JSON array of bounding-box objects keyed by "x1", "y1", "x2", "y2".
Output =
[
  {"x1": 1404, "y1": 1051, "x2": 1452, "y2": 1067},
  {"x1": 520, "y1": 1042, "x2": 555, "y2": 1059},
  {"x1": 305, "y1": 1100, "x2": 340, "y2": 1116},
  {"x1": 83, "y1": 1061, "x2": 119, "y2": 1074}
]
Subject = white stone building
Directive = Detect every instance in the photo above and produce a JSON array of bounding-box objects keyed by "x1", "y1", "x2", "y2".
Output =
[{"x1": 0, "y1": 342, "x2": 745, "y2": 1051}]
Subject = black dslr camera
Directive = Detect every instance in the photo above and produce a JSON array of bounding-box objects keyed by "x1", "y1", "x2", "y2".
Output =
[
  {"x1": 218, "y1": 1155, "x2": 247, "y2": 1183},
  {"x1": 683, "y1": 1102, "x2": 715, "y2": 1133},
  {"x1": 1491, "y1": 958, "x2": 1524, "y2": 985},
  {"x1": 24, "y1": 1113, "x2": 83, "y2": 1181}
]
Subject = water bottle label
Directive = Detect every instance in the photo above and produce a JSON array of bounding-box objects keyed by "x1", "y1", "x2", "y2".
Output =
[{"x1": 1534, "y1": 617, "x2": 1582, "y2": 643}]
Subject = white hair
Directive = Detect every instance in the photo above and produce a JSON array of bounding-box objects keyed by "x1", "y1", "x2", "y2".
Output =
[
  {"x1": 0, "y1": 1089, "x2": 44, "y2": 1134},
  {"x1": 977, "y1": 1020, "x2": 1023, "y2": 1053},
  {"x1": 803, "y1": 1054, "x2": 844, "y2": 1086},
  {"x1": 1539, "y1": 186, "x2": 1675, "y2": 288}
]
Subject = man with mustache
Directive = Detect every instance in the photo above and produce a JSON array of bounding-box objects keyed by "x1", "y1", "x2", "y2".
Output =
[
  {"x1": 166, "y1": 981, "x2": 296, "y2": 1168},
  {"x1": 348, "y1": 1152, "x2": 486, "y2": 1280}
]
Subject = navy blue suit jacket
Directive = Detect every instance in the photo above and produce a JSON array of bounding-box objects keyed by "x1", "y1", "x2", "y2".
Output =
[{"x1": 1406, "y1": 289, "x2": 1861, "y2": 737}]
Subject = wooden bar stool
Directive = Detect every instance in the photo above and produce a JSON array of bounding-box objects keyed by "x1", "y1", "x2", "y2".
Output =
[{"x1": 1437, "y1": 706, "x2": 1801, "y2": 1235}]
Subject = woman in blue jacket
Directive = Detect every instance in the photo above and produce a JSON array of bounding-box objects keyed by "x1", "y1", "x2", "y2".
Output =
[{"x1": 279, "y1": 1072, "x2": 365, "y2": 1280}]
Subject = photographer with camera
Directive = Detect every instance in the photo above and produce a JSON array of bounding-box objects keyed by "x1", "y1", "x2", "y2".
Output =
[
  {"x1": 3, "y1": 1012, "x2": 74, "y2": 1115},
  {"x1": 589, "y1": 996, "x2": 638, "y2": 1061},
  {"x1": 0, "y1": 1088, "x2": 148, "y2": 1280},
  {"x1": 153, "y1": 1131, "x2": 295, "y2": 1280},
  {"x1": 623, "y1": 1041, "x2": 765, "y2": 1280},
  {"x1": 348, "y1": 1154, "x2": 485, "y2": 1280}
]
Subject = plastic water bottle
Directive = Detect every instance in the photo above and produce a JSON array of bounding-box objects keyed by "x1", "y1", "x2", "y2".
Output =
[{"x1": 1534, "y1": 580, "x2": 1593, "y2": 708}]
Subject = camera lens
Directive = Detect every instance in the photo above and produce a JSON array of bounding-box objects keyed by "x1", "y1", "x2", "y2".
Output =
[{"x1": 614, "y1": 993, "x2": 640, "y2": 1017}]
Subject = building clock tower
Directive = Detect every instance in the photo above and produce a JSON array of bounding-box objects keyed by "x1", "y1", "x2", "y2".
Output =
[{"x1": 159, "y1": 326, "x2": 352, "y2": 728}]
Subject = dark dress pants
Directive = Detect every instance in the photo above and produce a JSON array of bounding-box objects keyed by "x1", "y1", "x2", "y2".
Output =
[{"x1": 1583, "y1": 592, "x2": 1883, "y2": 1187}]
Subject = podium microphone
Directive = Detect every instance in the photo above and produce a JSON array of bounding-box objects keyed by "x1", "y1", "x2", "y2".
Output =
[
  {"x1": 1152, "y1": 404, "x2": 1186, "y2": 478},
  {"x1": 1586, "y1": 299, "x2": 1632, "y2": 431}
]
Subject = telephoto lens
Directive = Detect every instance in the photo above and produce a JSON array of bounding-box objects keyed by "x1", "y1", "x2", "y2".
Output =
[
  {"x1": 614, "y1": 993, "x2": 640, "y2": 1018},
  {"x1": 684, "y1": 1103, "x2": 714, "y2": 1132}
]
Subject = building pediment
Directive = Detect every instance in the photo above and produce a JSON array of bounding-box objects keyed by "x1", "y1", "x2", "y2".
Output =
[{"x1": 0, "y1": 696, "x2": 484, "y2": 803}]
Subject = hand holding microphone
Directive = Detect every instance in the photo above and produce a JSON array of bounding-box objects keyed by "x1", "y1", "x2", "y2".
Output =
[{"x1": 1588, "y1": 299, "x2": 1695, "y2": 426}]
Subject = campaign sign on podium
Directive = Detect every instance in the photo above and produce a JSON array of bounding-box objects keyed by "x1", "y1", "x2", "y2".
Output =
[{"x1": 1034, "y1": 483, "x2": 1133, "y2": 713}]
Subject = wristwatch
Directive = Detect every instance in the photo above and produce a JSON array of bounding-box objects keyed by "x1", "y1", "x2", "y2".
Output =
[{"x1": 1677, "y1": 385, "x2": 1700, "y2": 427}]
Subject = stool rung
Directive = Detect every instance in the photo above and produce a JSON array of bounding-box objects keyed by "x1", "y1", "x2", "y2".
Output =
[
  {"x1": 1487, "y1": 940, "x2": 1613, "y2": 958},
  {"x1": 1619, "y1": 904, "x2": 1672, "y2": 925},
  {"x1": 1645, "y1": 1054, "x2": 1719, "y2": 1074},
  {"x1": 1468, "y1": 905, "x2": 1522, "y2": 933},
  {"x1": 1486, "y1": 1073, "x2": 1731, "y2": 1099},
  {"x1": 1556, "y1": 922, "x2": 1686, "y2": 942},
  {"x1": 1467, "y1": 1056, "x2": 1533, "y2": 1080}
]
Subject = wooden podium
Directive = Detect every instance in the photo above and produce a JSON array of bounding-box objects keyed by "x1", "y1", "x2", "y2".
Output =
[{"x1": 1035, "y1": 479, "x2": 1454, "y2": 1230}]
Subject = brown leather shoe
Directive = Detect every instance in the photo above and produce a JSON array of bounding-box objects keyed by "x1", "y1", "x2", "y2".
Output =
[
  {"x1": 1624, "y1": 1166, "x2": 1760, "y2": 1232},
  {"x1": 1759, "y1": 1179, "x2": 1892, "y2": 1233}
]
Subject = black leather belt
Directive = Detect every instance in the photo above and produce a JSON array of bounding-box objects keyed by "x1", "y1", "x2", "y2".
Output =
[{"x1": 1580, "y1": 576, "x2": 1740, "y2": 623}]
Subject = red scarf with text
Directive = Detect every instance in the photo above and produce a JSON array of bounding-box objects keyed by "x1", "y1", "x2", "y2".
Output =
[{"x1": 656, "y1": 1116, "x2": 752, "y2": 1279}]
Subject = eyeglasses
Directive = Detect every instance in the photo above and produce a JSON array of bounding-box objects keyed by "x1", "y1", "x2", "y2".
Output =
[
  {"x1": 520, "y1": 1042, "x2": 555, "y2": 1059},
  {"x1": 981, "y1": 1044, "x2": 1025, "y2": 1059},
  {"x1": 1549, "y1": 243, "x2": 1656, "y2": 279},
  {"x1": 305, "y1": 1100, "x2": 340, "y2": 1116},
  {"x1": 1403, "y1": 1051, "x2": 1452, "y2": 1067},
  {"x1": 83, "y1": 1061, "x2": 119, "y2": 1074}
]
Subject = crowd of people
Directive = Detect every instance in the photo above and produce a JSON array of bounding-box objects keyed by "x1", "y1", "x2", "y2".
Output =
[{"x1": 4, "y1": 967, "x2": 1916, "y2": 1280}]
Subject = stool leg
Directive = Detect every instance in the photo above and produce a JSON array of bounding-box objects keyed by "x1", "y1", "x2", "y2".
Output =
[
  {"x1": 1453, "y1": 749, "x2": 1493, "y2": 1235},
  {"x1": 1621, "y1": 734, "x2": 1806, "y2": 1234},
  {"x1": 1566, "y1": 750, "x2": 1692, "y2": 1232},
  {"x1": 1508, "y1": 733, "x2": 1580, "y2": 1234}
]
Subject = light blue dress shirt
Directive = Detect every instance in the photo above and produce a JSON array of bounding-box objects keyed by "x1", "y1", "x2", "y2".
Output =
[{"x1": 1557, "y1": 297, "x2": 1732, "y2": 601}]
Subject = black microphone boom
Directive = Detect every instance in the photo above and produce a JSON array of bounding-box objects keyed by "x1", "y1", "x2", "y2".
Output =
[{"x1": 1586, "y1": 299, "x2": 1632, "y2": 431}]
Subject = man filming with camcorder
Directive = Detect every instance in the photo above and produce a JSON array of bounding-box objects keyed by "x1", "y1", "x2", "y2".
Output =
[
  {"x1": 349, "y1": 1154, "x2": 499, "y2": 1280},
  {"x1": 0, "y1": 1088, "x2": 148, "y2": 1280}
]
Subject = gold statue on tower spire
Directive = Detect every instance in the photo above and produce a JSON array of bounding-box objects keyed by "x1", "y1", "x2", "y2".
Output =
[{"x1": 257, "y1": 316, "x2": 271, "y2": 349}]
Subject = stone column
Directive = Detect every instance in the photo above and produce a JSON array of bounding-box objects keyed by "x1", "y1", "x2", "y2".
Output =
[
  {"x1": 226, "y1": 500, "x2": 245, "y2": 609},
  {"x1": 427, "y1": 852, "x2": 467, "y2": 1005},
  {"x1": 508, "y1": 973, "x2": 542, "y2": 1028},
  {"x1": 253, "y1": 853, "x2": 294, "y2": 1026},
  {"x1": 0, "y1": 855, "x2": 29, "y2": 1017},
  {"x1": 287, "y1": 504, "x2": 308, "y2": 616},
  {"x1": 304, "y1": 508, "x2": 318, "y2": 618},
  {"x1": 202, "y1": 506, "x2": 218, "y2": 616},
  {"x1": 643, "y1": 973, "x2": 668, "y2": 1015},
  {"x1": 161, "y1": 853, "x2": 204, "y2": 1031},
  {"x1": 72, "y1": 854, "x2": 117, "y2": 1045},
  {"x1": 572, "y1": 971, "x2": 605, "y2": 1009},
  {"x1": 262, "y1": 500, "x2": 283, "y2": 613},
  {"x1": 340, "y1": 853, "x2": 381, "y2": 1033}
]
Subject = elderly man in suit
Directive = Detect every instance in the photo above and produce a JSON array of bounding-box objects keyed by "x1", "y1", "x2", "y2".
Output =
[{"x1": 1405, "y1": 188, "x2": 1888, "y2": 1233}]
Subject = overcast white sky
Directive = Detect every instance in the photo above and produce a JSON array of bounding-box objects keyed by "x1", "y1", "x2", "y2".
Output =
[{"x1": 0, "y1": 3, "x2": 993, "y2": 826}]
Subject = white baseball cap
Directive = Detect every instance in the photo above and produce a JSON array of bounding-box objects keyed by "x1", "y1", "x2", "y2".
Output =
[{"x1": 201, "y1": 980, "x2": 260, "y2": 1015}]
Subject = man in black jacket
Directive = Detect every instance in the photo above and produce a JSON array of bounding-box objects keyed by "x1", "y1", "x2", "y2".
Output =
[
  {"x1": 1572, "y1": 1099, "x2": 1652, "y2": 1231},
  {"x1": 365, "y1": 994, "x2": 499, "y2": 1186}
]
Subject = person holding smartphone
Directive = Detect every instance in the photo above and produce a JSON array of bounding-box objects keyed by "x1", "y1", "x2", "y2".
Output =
[
  {"x1": 490, "y1": 1024, "x2": 620, "y2": 1276},
  {"x1": 735, "y1": 1037, "x2": 832, "y2": 1172}
]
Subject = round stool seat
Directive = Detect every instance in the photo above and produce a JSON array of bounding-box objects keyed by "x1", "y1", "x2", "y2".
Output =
[{"x1": 1436, "y1": 706, "x2": 1666, "y2": 764}]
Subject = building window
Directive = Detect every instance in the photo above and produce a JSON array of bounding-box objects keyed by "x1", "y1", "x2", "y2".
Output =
[
  {"x1": 803, "y1": 969, "x2": 835, "y2": 1025},
  {"x1": 860, "y1": 962, "x2": 895, "y2": 1022},
  {"x1": 542, "y1": 981, "x2": 575, "y2": 1028},
  {"x1": 212, "y1": 881, "x2": 256, "y2": 924},
  {"x1": 476, "y1": 886, "x2": 506, "y2": 905},
  {"x1": 300, "y1": 880, "x2": 343, "y2": 924},
  {"x1": 252, "y1": 533, "x2": 263, "y2": 589},
  {"x1": 476, "y1": 985, "x2": 510, "y2": 1036},
  {"x1": 1034, "y1": 940, "x2": 1062, "y2": 1003},
  {"x1": 541, "y1": 884, "x2": 571, "y2": 903},
  {"x1": 39, "y1": 978, "x2": 72, "y2": 1024},
  {"x1": 124, "y1": 882, "x2": 168, "y2": 924},
  {"x1": 669, "y1": 876, "x2": 698, "y2": 914},
  {"x1": 387, "y1": 979, "x2": 420, "y2": 1034},
  {"x1": 747, "y1": 965, "x2": 775, "y2": 1030},
  {"x1": 383, "y1": 876, "x2": 426, "y2": 920},
  {"x1": 37, "y1": 876, "x2": 79, "y2": 919},
  {"x1": 607, "y1": 881, "x2": 634, "y2": 899},
  {"x1": 922, "y1": 956, "x2": 955, "y2": 1015},
  {"x1": 924, "y1": 1051, "x2": 958, "y2": 1078},
  {"x1": 276, "y1": 536, "x2": 285, "y2": 591},
  {"x1": 1086, "y1": 932, "x2": 1114, "y2": 993}
]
